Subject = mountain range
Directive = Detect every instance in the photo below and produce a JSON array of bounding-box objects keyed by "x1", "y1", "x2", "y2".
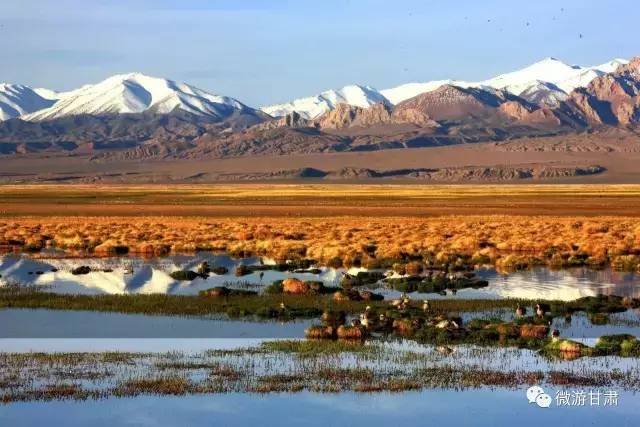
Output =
[
  {"x1": 0, "y1": 57, "x2": 627, "y2": 122},
  {"x1": 262, "y1": 57, "x2": 628, "y2": 118},
  {"x1": 0, "y1": 56, "x2": 638, "y2": 160},
  {"x1": 23, "y1": 73, "x2": 259, "y2": 122}
]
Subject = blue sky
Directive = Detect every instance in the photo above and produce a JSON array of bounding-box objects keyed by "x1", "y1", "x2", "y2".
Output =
[{"x1": 1, "y1": 0, "x2": 638, "y2": 106}]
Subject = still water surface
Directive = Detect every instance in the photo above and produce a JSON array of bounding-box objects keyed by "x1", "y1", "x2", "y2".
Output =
[
  {"x1": 2, "y1": 253, "x2": 640, "y2": 300},
  {"x1": 1, "y1": 390, "x2": 638, "y2": 427}
]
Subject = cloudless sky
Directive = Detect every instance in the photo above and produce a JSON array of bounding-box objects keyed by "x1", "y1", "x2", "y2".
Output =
[{"x1": 0, "y1": 0, "x2": 638, "y2": 106}]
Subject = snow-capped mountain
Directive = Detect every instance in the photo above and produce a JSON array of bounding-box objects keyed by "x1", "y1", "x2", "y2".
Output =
[
  {"x1": 0, "y1": 84, "x2": 57, "y2": 121},
  {"x1": 481, "y1": 57, "x2": 628, "y2": 95},
  {"x1": 24, "y1": 73, "x2": 253, "y2": 122},
  {"x1": 516, "y1": 81, "x2": 569, "y2": 107},
  {"x1": 261, "y1": 57, "x2": 627, "y2": 117},
  {"x1": 32, "y1": 87, "x2": 66, "y2": 101},
  {"x1": 380, "y1": 57, "x2": 629, "y2": 106},
  {"x1": 261, "y1": 84, "x2": 390, "y2": 119},
  {"x1": 0, "y1": 57, "x2": 630, "y2": 122},
  {"x1": 380, "y1": 80, "x2": 472, "y2": 105}
]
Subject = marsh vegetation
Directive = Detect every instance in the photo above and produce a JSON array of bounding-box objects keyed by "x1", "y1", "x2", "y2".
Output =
[
  {"x1": 3, "y1": 184, "x2": 640, "y2": 407},
  {"x1": 3, "y1": 338, "x2": 640, "y2": 403}
]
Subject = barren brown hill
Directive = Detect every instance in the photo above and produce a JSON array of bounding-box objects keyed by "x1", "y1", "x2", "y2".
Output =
[
  {"x1": 565, "y1": 57, "x2": 640, "y2": 126},
  {"x1": 0, "y1": 109, "x2": 268, "y2": 155},
  {"x1": 395, "y1": 85, "x2": 509, "y2": 121},
  {"x1": 314, "y1": 103, "x2": 392, "y2": 129}
]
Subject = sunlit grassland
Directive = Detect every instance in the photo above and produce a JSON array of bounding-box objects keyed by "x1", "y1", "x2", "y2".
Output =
[
  {"x1": 2, "y1": 214, "x2": 640, "y2": 270},
  {"x1": 2, "y1": 183, "x2": 640, "y2": 204},
  {"x1": 1, "y1": 184, "x2": 640, "y2": 270}
]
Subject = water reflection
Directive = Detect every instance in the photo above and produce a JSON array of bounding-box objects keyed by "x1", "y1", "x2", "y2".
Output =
[
  {"x1": 0, "y1": 338, "x2": 269, "y2": 353},
  {"x1": 0, "y1": 309, "x2": 312, "y2": 338},
  {"x1": 2, "y1": 253, "x2": 640, "y2": 301},
  {"x1": 477, "y1": 268, "x2": 640, "y2": 300},
  {"x1": 0, "y1": 253, "x2": 343, "y2": 295},
  {"x1": 1, "y1": 389, "x2": 638, "y2": 426}
]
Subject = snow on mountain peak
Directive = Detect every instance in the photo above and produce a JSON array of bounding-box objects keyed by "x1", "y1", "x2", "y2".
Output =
[
  {"x1": 261, "y1": 84, "x2": 390, "y2": 119},
  {"x1": 594, "y1": 58, "x2": 629, "y2": 73},
  {"x1": 380, "y1": 80, "x2": 474, "y2": 105},
  {"x1": 380, "y1": 57, "x2": 629, "y2": 105},
  {"x1": 481, "y1": 58, "x2": 583, "y2": 95},
  {"x1": 24, "y1": 73, "x2": 250, "y2": 122},
  {"x1": 32, "y1": 87, "x2": 63, "y2": 101},
  {"x1": 0, "y1": 83, "x2": 56, "y2": 121},
  {"x1": 1, "y1": 56, "x2": 632, "y2": 122}
]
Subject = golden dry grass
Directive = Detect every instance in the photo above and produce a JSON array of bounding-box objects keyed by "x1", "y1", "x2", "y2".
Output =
[
  {"x1": 2, "y1": 215, "x2": 640, "y2": 270},
  {"x1": 2, "y1": 183, "x2": 640, "y2": 216},
  {"x1": 0, "y1": 183, "x2": 639, "y2": 198},
  {"x1": 2, "y1": 184, "x2": 640, "y2": 269}
]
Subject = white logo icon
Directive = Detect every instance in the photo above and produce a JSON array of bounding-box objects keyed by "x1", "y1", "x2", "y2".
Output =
[{"x1": 527, "y1": 386, "x2": 552, "y2": 408}]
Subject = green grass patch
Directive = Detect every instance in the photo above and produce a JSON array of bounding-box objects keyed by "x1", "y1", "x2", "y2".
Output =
[
  {"x1": 0, "y1": 287, "x2": 544, "y2": 319},
  {"x1": 260, "y1": 339, "x2": 375, "y2": 356}
]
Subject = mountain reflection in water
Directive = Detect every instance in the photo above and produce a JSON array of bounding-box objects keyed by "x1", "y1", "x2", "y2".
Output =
[{"x1": 2, "y1": 253, "x2": 640, "y2": 300}]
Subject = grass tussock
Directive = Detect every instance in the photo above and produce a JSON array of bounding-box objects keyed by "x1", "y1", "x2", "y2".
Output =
[{"x1": 115, "y1": 377, "x2": 194, "y2": 396}]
